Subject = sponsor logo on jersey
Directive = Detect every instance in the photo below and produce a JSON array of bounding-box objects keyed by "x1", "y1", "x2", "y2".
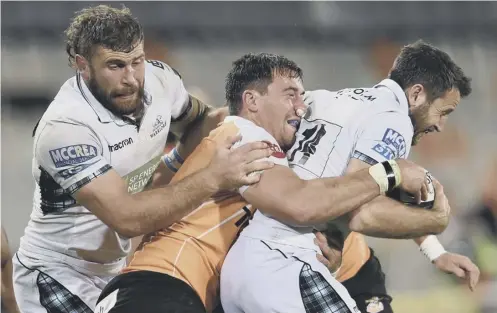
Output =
[
  {"x1": 372, "y1": 143, "x2": 395, "y2": 160},
  {"x1": 123, "y1": 155, "x2": 162, "y2": 194},
  {"x1": 262, "y1": 140, "x2": 285, "y2": 158},
  {"x1": 150, "y1": 115, "x2": 167, "y2": 138},
  {"x1": 49, "y1": 144, "x2": 98, "y2": 168},
  {"x1": 372, "y1": 128, "x2": 406, "y2": 159},
  {"x1": 57, "y1": 162, "x2": 96, "y2": 179},
  {"x1": 109, "y1": 137, "x2": 134, "y2": 152}
]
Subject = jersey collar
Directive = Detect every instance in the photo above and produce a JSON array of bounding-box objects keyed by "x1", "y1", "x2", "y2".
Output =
[
  {"x1": 76, "y1": 74, "x2": 128, "y2": 126},
  {"x1": 374, "y1": 79, "x2": 409, "y2": 114}
]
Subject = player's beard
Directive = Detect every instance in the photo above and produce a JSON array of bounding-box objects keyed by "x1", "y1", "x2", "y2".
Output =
[
  {"x1": 409, "y1": 102, "x2": 431, "y2": 146},
  {"x1": 88, "y1": 75, "x2": 146, "y2": 117}
]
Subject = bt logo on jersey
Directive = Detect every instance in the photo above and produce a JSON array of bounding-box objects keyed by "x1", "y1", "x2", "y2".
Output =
[
  {"x1": 372, "y1": 143, "x2": 395, "y2": 160},
  {"x1": 49, "y1": 144, "x2": 98, "y2": 168}
]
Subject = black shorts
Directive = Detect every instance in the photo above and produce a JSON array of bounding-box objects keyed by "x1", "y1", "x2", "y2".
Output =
[
  {"x1": 341, "y1": 249, "x2": 393, "y2": 313},
  {"x1": 96, "y1": 270, "x2": 206, "y2": 313}
]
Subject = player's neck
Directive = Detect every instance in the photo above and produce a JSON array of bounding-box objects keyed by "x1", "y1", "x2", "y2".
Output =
[{"x1": 239, "y1": 111, "x2": 269, "y2": 133}]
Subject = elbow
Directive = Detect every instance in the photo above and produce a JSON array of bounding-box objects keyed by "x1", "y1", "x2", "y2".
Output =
[
  {"x1": 113, "y1": 223, "x2": 141, "y2": 238},
  {"x1": 108, "y1": 213, "x2": 143, "y2": 238},
  {"x1": 281, "y1": 201, "x2": 316, "y2": 226},
  {"x1": 348, "y1": 219, "x2": 365, "y2": 233},
  {"x1": 432, "y1": 215, "x2": 450, "y2": 234},
  {"x1": 115, "y1": 227, "x2": 141, "y2": 239},
  {"x1": 347, "y1": 209, "x2": 368, "y2": 233}
]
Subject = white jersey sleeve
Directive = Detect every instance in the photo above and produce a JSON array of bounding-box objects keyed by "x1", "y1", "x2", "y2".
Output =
[
  {"x1": 230, "y1": 121, "x2": 288, "y2": 195},
  {"x1": 353, "y1": 111, "x2": 413, "y2": 164},
  {"x1": 146, "y1": 60, "x2": 190, "y2": 120},
  {"x1": 34, "y1": 121, "x2": 111, "y2": 193}
]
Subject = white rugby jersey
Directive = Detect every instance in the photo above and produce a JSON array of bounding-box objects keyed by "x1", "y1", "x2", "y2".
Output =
[
  {"x1": 289, "y1": 78, "x2": 414, "y2": 243},
  {"x1": 20, "y1": 60, "x2": 192, "y2": 275},
  {"x1": 240, "y1": 79, "x2": 414, "y2": 251},
  {"x1": 230, "y1": 116, "x2": 321, "y2": 250}
]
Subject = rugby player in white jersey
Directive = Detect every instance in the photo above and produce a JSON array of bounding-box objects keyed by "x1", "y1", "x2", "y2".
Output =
[
  {"x1": 220, "y1": 42, "x2": 476, "y2": 313},
  {"x1": 12, "y1": 6, "x2": 275, "y2": 313},
  {"x1": 311, "y1": 41, "x2": 480, "y2": 313}
]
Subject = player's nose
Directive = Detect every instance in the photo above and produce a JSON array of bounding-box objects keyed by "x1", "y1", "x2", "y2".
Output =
[
  {"x1": 294, "y1": 97, "x2": 308, "y2": 118},
  {"x1": 122, "y1": 65, "x2": 138, "y2": 86}
]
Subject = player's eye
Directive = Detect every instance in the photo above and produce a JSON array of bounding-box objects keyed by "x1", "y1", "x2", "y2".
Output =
[{"x1": 107, "y1": 61, "x2": 127, "y2": 70}]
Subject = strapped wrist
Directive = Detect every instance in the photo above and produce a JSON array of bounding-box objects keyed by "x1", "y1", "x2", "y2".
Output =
[
  {"x1": 162, "y1": 147, "x2": 184, "y2": 173},
  {"x1": 369, "y1": 160, "x2": 402, "y2": 195},
  {"x1": 419, "y1": 235, "x2": 447, "y2": 262}
]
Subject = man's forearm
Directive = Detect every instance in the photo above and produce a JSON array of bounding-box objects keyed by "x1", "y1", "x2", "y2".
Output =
[
  {"x1": 123, "y1": 168, "x2": 218, "y2": 237},
  {"x1": 291, "y1": 169, "x2": 381, "y2": 225},
  {"x1": 176, "y1": 106, "x2": 228, "y2": 157},
  {"x1": 348, "y1": 196, "x2": 445, "y2": 238},
  {"x1": 151, "y1": 107, "x2": 227, "y2": 189}
]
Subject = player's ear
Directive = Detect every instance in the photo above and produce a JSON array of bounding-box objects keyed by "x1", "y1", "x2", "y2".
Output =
[
  {"x1": 407, "y1": 84, "x2": 427, "y2": 108},
  {"x1": 75, "y1": 54, "x2": 90, "y2": 80},
  {"x1": 243, "y1": 90, "x2": 259, "y2": 113}
]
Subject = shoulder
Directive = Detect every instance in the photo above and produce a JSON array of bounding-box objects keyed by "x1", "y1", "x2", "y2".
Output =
[
  {"x1": 145, "y1": 60, "x2": 182, "y2": 86},
  {"x1": 38, "y1": 80, "x2": 99, "y2": 130}
]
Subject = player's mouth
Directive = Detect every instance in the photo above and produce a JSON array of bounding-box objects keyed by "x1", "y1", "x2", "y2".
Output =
[
  {"x1": 423, "y1": 126, "x2": 436, "y2": 134},
  {"x1": 287, "y1": 119, "x2": 300, "y2": 130},
  {"x1": 115, "y1": 93, "x2": 136, "y2": 100}
]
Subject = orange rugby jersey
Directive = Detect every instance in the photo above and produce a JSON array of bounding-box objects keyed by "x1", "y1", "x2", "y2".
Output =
[
  {"x1": 335, "y1": 232, "x2": 371, "y2": 282},
  {"x1": 124, "y1": 116, "x2": 288, "y2": 312}
]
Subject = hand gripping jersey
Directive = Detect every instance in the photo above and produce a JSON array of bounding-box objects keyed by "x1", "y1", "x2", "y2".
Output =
[
  {"x1": 124, "y1": 116, "x2": 288, "y2": 312},
  {"x1": 288, "y1": 79, "x2": 414, "y2": 281},
  {"x1": 20, "y1": 60, "x2": 195, "y2": 276}
]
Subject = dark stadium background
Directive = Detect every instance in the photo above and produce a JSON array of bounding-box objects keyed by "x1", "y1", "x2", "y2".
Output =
[{"x1": 2, "y1": 2, "x2": 496, "y2": 312}]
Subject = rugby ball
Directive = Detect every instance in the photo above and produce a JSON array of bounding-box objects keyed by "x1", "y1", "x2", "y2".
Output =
[{"x1": 386, "y1": 172, "x2": 435, "y2": 209}]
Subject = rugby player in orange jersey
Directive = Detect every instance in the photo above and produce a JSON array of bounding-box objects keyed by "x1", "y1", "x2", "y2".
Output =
[{"x1": 96, "y1": 53, "x2": 434, "y2": 313}]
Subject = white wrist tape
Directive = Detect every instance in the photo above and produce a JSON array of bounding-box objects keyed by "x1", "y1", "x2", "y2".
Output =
[
  {"x1": 162, "y1": 148, "x2": 184, "y2": 173},
  {"x1": 419, "y1": 235, "x2": 447, "y2": 262},
  {"x1": 369, "y1": 163, "x2": 389, "y2": 195},
  {"x1": 387, "y1": 160, "x2": 402, "y2": 188}
]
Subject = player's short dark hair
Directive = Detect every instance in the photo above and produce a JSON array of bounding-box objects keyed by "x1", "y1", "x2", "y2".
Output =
[
  {"x1": 389, "y1": 40, "x2": 472, "y2": 101},
  {"x1": 64, "y1": 5, "x2": 144, "y2": 68},
  {"x1": 225, "y1": 53, "x2": 303, "y2": 115}
]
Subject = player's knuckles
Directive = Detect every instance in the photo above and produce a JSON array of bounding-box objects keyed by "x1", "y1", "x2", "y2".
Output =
[
  {"x1": 248, "y1": 141, "x2": 268, "y2": 151},
  {"x1": 251, "y1": 162, "x2": 273, "y2": 172},
  {"x1": 245, "y1": 174, "x2": 261, "y2": 185},
  {"x1": 246, "y1": 149, "x2": 270, "y2": 162}
]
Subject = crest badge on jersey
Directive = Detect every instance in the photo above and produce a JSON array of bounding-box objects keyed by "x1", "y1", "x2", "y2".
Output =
[
  {"x1": 262, "y1": 140, "x2": 285, "y2": 158},
  {"x1": 150, "y1": 115, "x2": 167, "y2": 138},
  {"x1": 365, "y1": 297, "x2": 385, "y2": 313},
  {"x1": 372, "y1": 128, "x2": 406, "y2": 160}
]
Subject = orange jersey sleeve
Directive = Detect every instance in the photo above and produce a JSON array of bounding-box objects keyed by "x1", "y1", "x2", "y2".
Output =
[
  {"x1": 335, "y1": 232, "x2": 371, "y2": 282},
  {"x1": 124, "y1": 121, "x2": 255, "y2": 312}
]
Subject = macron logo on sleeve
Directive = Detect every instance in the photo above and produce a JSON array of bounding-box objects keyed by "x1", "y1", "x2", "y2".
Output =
[{"x1": 49, "y1": 144, "x2": 98, "y2": 168}]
